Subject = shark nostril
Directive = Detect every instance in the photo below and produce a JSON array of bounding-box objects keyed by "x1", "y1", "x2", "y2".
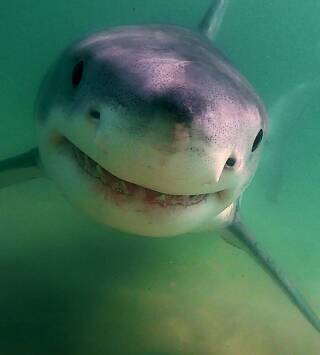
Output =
[
  {"x1": 89, "y1": 108, "x2": 101, "y2": 120},
  {"x1": 225, "y1": 157, "x2": 236, "y2": 168}
]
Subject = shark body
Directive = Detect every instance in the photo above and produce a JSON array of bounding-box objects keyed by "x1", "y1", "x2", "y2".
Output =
[{"x1": 1, "y1": 0, "x2": 320, "y2": 333}]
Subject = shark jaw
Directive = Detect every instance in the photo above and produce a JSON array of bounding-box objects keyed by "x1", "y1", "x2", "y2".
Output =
[
  {"x1": 72, "y1": 142, "x2": 228, "y2": 209},
  {"x1": 38, "y1": 130, "x2": 237, "y2": 237}
]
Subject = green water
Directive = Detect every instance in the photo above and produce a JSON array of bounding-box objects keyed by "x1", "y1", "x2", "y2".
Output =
[{"x1": 1, "y1": 1, "x2": 320, "y2": 354}]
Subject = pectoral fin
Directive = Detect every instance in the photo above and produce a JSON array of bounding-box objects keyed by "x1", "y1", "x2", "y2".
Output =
[
  {"x1": 224, "y1": 215, "x2": 320, "y2": 333},
  {"x1": 0, "y1": 148, "x2": 42, "y2": 188}
]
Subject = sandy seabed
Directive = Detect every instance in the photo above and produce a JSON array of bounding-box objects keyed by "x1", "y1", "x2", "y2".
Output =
[{"x1": 0, "y1": 178, "x2": 319, "y2": 355}]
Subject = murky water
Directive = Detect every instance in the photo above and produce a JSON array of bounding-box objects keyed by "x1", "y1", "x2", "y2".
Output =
[{"x1": 1, "y1": 1, "x2": 320, "y2": 354}]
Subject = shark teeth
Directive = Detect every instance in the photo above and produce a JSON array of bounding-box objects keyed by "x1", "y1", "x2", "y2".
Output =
[
  {"x1": 111, "y1": 181, "x2": 130, "y2": 195},
  {"x1": 72, "y1": 144, "x2": 207, "y2": 207}
]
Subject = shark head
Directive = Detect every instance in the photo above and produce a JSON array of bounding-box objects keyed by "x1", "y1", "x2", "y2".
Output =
[{"x1": 36, "y1": 25, "x2": 267, "y2": 237}]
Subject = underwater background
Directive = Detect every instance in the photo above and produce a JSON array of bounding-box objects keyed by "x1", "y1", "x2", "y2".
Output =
[{"x1": 0, "y1": 0, "x2": 320, "y2": 354}]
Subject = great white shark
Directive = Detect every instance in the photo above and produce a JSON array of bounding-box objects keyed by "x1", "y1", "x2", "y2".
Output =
[{"x1": 1, "y1": 0, "x2": 320, "y2": 333}]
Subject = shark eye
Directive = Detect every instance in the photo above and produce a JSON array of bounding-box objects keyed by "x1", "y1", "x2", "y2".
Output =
[
  {"x1": 252, "y1": 129, "x2": 263, "y2": 152},
  {"x1": 225, "y1": 157, "x2": 236, "y2": 168},
  {"x1": 72, "y1": 60, "x2": 84, "y2": 88}
]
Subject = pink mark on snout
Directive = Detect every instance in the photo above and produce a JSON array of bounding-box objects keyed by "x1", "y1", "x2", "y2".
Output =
[{"x1": 173, "y1": 123, "x2": 191, "y2": 151}]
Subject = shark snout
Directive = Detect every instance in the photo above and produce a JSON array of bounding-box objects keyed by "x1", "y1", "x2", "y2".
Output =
[{"x1": 88, "y1": 115, "x2": 242, "y2": 195}]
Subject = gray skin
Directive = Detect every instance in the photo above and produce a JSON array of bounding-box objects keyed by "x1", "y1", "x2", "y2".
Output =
[{"x1": 1, "y1": 0, "x2": 320, "y2": 334}]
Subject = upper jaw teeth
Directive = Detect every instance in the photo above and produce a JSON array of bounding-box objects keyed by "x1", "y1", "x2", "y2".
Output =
[
  {"x1": 112, "y1": 181, "x2": 130, "y2": 195},
  {"x1": 72, "y1": 144, "x2": 209, "y2": 205},
  {"x1": 156, "y1": 195, "x2": 166, "y2": 202}
]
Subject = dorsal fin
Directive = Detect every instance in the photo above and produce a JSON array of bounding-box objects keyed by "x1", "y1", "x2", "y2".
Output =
[
  {"x1": 198, "y1": 0, "x2": 230, "y2": 40},
  {"x1": 0, "y1": 148, "x2": 42, "y2": 188}
]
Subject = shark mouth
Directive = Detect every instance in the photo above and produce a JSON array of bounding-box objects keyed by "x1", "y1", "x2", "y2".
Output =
[{"x1": 72, "y1": 144, "x2": 209, "y2": 208}]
